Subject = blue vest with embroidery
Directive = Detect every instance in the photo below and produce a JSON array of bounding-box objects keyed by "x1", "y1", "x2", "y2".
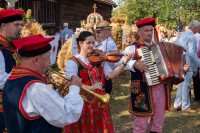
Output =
[
  {"x1": 3, "y1": 76, "x2": 62, "y2": 133},
  {"x1": 0, "y1": 46, "x2": 16, "y2": 73},
  {"x1": 0, "y1": 45, "x2": 16, "y2": 131},
  {"x1": 129, "y1": 44, "x2": 154, "y2": 116}
]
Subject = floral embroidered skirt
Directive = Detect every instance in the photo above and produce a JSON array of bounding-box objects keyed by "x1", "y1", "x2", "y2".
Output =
[{"x1": 63, "y1": 90, "x2": 114, "y2": 133}]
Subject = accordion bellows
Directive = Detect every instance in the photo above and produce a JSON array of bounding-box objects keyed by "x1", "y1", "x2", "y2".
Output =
[{"x1": 137, "y1": 42, "x2": 185, "y2": 86}]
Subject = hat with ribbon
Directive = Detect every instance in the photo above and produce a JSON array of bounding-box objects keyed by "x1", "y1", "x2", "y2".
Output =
[
  {"x1": 0, "y1": 8, "x2": 24, "y2": 23},
  {"x1": 95, "y1": 20, "x2": 112, "y2": 31},
  {"x1": 135, "y1": 18, "x2": 156, "y2": 28},
  {"x1": 12, "y1": 34, "x2": 54, "y2": 57},
  {"x1": 175, "y1": 26, "x2": 183, "y2": 32}
]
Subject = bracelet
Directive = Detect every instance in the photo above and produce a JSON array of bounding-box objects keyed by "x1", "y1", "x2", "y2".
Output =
[{"x1": 122, "y1": 62, "x2": 127, "y2": 67}]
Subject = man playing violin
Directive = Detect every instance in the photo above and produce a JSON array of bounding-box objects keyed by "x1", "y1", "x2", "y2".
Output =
[
  {"x1": 94, "y1": 20, "x2": 118, "y2": 93},
  {"x1": 95, "y1": 20, "x2": 118, "y2": 61}
]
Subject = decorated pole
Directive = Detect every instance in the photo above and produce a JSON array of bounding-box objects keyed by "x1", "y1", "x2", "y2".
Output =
[
  {"x1": 116, "y1": 24, "x2": 123, "y2": 52},
  {"x1": 6, "y1": 0, "x2": 18, "y2": 8}
]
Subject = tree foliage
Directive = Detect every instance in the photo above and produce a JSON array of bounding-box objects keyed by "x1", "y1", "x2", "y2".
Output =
[{"x1": 114, "y1": 0, "x2": 200, "y2": 29}]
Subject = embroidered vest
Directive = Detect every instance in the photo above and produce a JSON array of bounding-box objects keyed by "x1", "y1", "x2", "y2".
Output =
[
  {"x1": 0, "y1": 46, "x2": 16, "y2": 73},
  {"x1": 129, "y1": 43, "x2": 154, "y2": 116},
  {"x1": 0, "y1": 36, "x2": 18, "y2": 112},
  {"x1": 129, "y1": 41, "x2": 170, "y2": 116},
  {"x1": 3, "y1": 67, "x2": 62, "y2": 133},
  {"x1": 0, "y1": 35, "x2": 18, "y2": 72},
  {"x1": 70, "y1": 56, "x2": 106, "y2": 95}
]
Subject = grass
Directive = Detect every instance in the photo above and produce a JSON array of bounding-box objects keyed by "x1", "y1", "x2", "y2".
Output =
[{"x1": 110, "y1": 71, "x2": 200, "y2": 133}]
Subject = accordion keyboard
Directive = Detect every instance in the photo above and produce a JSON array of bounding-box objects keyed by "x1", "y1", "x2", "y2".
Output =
[{"x1": 137, "y1": 45, "x2": 169, "y2": 86}]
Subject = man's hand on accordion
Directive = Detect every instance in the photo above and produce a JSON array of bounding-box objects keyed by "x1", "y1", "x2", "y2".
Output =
[{"x1": 133, "y1": 60, "x2": 148, "y2": 72}]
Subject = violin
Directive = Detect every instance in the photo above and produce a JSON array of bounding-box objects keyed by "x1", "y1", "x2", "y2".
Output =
[{"x1": 88, "y1": 49, "x2": 141, "y2": 65}]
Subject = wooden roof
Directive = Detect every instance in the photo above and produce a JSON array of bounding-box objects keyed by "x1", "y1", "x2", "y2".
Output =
[{"x1": 95, "y1": 0, "x2": 117, "y2": 7}]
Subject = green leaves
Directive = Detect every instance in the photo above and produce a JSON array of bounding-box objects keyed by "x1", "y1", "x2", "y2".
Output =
[{"x1": 115, "y1": 0, "x2": 200, "y2": 29}]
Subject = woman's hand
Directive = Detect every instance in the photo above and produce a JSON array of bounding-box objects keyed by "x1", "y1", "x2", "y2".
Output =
[
  {"x1": 91, "y1": 82, "x2": 103, "y2": 91},
  {"x1": 123, "y1": 53, "x2": 134, "y2": 64}
]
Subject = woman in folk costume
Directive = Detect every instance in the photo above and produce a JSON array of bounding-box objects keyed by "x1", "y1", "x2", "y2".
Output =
[{"x1": 63, "y1": 31, "x2": 133, "y2": 133}]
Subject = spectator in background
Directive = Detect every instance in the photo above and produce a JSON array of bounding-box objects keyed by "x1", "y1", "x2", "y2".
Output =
[
  {"x1": 130, "y1": 32, "x2": 140, "y2": 45},
  {"x1": 170, "y1": 26, "x2": 183, "y2": 43},
  {"x1": 55, "y1": 27, "x2": 61, "y2": 36},
  {"x1": 60, "y1": 23, "x2": 73, "y2": 45},
  {"x1": 55, "y1": 27, "x2": 62, "y2": 54},
  {"x1": 193, "y1": 31, "x2": 200, "y2": 103},
  {"x1": 185, "y1": 25, "x2": 189, "y2": 31},
  {"x1": 159, "y1": 29, "x2": 169, "y2": 42},
  {"x1": 174, "y1": 20, "x2": 200, "y2": 113},
  {"x1": 167, "y1": 30, "x2": 174, "y2": 42}
]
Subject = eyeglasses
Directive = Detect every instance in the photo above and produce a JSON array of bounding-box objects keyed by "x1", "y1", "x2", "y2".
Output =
[
  {"x1": 95, "y1": 30, "x2": 105, "y2": 34},
  {"x1": 96, "y1": 29, "x2": 110, "y2": 33}
]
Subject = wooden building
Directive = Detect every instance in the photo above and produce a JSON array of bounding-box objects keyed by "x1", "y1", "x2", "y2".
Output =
[{"x1": 0, "y1": 0, "x2": 117, "y2": 35}]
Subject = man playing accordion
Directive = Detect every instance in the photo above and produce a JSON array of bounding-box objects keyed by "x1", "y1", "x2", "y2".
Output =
[{"x1": 119, "y1": 18, "x2": 189, "y2": 133}]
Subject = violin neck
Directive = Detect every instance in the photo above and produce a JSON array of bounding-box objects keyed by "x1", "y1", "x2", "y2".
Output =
[{"x1": 107, "y1": 53, "x2": 124, "y2": 56}]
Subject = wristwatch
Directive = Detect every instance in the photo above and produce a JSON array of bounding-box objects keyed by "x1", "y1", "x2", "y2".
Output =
[{"x1": 122, "y1": 62, "x2": 127, "y2": 67}]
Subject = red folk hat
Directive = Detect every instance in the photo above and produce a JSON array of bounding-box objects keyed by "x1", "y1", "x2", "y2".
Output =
[
  {"x1": 135, "y1": 18, "x2": 156, "y2": 28},
  {"x1": 12, "y1": 34, "x2": 54, "y2": 57},
  {"x1": 0, "y1": 8, "x2": 24, "y2": 23}
]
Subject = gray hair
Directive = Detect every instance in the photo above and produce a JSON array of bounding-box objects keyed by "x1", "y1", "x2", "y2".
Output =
[
  {"x1": 63, "y1": 23, "x2": 68, "y2": 27},
  {"x1": 188, "y1": 20, "x2": 200, "y2": 28}
]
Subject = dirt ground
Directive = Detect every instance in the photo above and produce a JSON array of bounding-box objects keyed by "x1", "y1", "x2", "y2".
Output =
[{"x1": 110, "y1": 71, "x2": 200, "y2": 133}]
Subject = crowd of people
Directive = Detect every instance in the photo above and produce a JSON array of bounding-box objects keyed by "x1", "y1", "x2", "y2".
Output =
[
  {"x1": 158, "y1": 26, "x2": 183, "y2": 43},
  {"x1": 0, "y1": 7, "x2": 199, "y2": 133}
]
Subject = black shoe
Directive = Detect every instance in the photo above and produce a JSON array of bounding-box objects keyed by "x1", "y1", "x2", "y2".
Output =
[
  {"x1": 174, "y1": 107, "x2": 181, "y2": 111},
  {"x1": 193, "y1": 98, "x2": 200, "y2": 103}
]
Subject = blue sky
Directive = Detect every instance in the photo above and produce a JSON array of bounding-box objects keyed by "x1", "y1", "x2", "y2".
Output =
[
  {"x1": 112, "y1": 0, "x2": 119, "y2": 9},
  {"x1": 113, "y1": 0, "x2": 119, "y2": 4}
]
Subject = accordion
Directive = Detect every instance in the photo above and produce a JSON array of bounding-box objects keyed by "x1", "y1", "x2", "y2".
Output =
[{"x1": 137, "y1": 42, "x2": 185, "y2": 86}]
